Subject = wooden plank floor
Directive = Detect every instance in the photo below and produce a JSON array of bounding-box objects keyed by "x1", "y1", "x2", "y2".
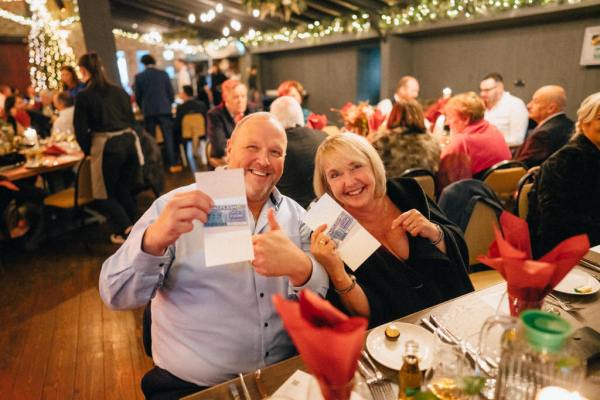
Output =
[{"x1": 0, "y1": 169, "x2": 196, "y2": 400}]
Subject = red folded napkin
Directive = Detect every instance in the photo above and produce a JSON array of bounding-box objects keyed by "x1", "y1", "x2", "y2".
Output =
[
  {"x1": 43, "y1": 144, "x2": 66, "y2": 156},
  {"x1": 273, "y1": 289, "x2": 367, "y2": 400},
  {"x1": 367, "y1": 108, "x2": 386, "y2": 133},
  {"x1": 478, "y1": 212, "x2": 589, "y2": 315},
  {"x1": 307, "y1": 113, "x2": 328, "y2": 131}
]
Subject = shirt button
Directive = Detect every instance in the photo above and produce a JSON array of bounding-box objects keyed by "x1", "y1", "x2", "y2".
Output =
[
  {"x1": 264, "y1": 322, "x2": 268, "y2": 327},
  {"x1": 159, "y1": 263, "x2": 164, "y2": 267},
  {"x1": 265, "y1": 351, "x2": 269, "y2": 357},
  {"x1": 259, "y1": 292, "x2": 264, "y2": 298}
]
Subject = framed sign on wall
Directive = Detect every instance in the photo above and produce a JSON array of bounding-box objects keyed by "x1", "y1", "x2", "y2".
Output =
[{"x1": 580, "y1": 26, "x2": 600, "y2": 66}]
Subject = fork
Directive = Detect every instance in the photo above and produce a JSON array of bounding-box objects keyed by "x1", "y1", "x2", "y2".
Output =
[
  {"x1": 357, "y1": 359, "x2": 389, "y2": 400},
  {"x1": 546, "y1": 293, "x2": 581, "y2": 312},
  {"x1": 361, "y1": 351, "x2": 394, "y2": 399}
]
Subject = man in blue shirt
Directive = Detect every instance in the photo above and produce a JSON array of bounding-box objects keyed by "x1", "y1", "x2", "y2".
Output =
[{"x1": 99, "y1": 112, "x2": 328, "y2": 399}]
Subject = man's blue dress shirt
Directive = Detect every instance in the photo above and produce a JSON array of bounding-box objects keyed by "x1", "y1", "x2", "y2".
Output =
[{"x1": 99, "y1": 184, "x2": 328, "y2": 386}]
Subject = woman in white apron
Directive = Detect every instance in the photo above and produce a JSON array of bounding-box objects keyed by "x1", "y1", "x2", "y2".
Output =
[{"x1": 74, "y1": 52, "x2": 144, "y2": 244}]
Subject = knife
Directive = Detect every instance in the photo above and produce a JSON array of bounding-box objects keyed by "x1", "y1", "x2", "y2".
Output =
[
  {"x1": 229, "y1": 383, "x2": 241, "y2": 400},
  {"x1": 254, "y1": 369, "x2": 269, "y2": 399},
  {"x1": 238, "y1": 373, "x2": 252, "y2": 400}
]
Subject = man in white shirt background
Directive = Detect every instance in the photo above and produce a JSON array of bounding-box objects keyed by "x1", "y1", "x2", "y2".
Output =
[
  {"x1": 175, "y1": 58, "x2": 192, "y2": 95},
  {"x1": 52, "y1": 91, "x2": 74, "y2": 134},
  {"x1": 479, "y1": 72, "x2": 529, "y2": 148}
]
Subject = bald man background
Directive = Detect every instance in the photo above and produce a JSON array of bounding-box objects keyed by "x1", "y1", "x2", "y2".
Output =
[
  {"x1": 515, "y1": 85, "x2": 574, "y2": 168},
  {"x1": 100, "y1": 112, "x2": 328, "y2": 398}
]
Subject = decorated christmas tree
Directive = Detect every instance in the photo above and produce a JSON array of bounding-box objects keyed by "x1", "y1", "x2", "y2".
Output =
[{"x1": 28, "y1": 0, "x2": 75, "y2": 92}]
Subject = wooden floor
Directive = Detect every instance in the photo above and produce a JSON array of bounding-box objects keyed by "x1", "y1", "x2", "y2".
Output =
[{"x1": 0, "y1": 169, "x2": 196, "y2": 400}]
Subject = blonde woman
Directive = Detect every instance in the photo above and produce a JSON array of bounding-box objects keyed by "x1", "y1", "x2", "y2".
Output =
[
  {"x1": 310, "y1": 133, "x2": 472, "y2": 327},
  {"x1": 532, "y1": 92, "x2": 600, "y2": 256}
]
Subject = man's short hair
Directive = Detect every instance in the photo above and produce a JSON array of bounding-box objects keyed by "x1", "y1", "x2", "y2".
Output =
[
  {"x1": 140, "y1": 54, "x2": 156, "y2": 66},
  {"x1": 55, "y1": 91, "x2": 74, "y2": 107},
  {"x1": 269, "y1": 96, "x2": 304, "y2": 129},
  {"x1": 396, "y1": 75, "x2": 417, "y2": 90},
  {"x1": 221, "y1": 79, "x2": 244, "y2": 100},
  {"x1": 445, "y1": 92, "x2": 486, "y2": 123},
  {"x1": 482, "y1": 72, "x2": 503, "y2": 83},
  {"x1": 182, "y1": 85, "x2": 194, "y2": 97}
]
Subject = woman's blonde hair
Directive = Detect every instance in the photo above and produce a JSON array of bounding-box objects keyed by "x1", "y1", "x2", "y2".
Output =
[
  {"x1": 445, "y1": 91, "x2": 485, "y2": 123},
  {"x1": 313, "y1": 133, "x2": 387, "y2": 199},
  {"x1": 576, "y1": 92, "x2": 600, "y2": 135}
]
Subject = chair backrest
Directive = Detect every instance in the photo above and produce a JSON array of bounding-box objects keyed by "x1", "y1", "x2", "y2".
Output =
[
  {"x1": 399, "y1": 168, "x2": 436, "y2": 199},
  {"x1": 205, "y1": 142, "x2": 220, "y2": 170},
  {"x1": 481, "y1": 161, "x2": 527, "y2": 206},
  {"x1": 514, "y1": 168, "x2": 539, "y2": 219},
  {"x1": 464, "y1": 200, "x2": 498, "y2": 266},
  {"x1": 322, "y1": 125, "x2": 341, "y2": 136},
  {"x1": 182, "y1": 113, "x2": 206, "y2": 140},
  {"x1": 75, "y1": 157, "x2": 93, "y2": 208}
]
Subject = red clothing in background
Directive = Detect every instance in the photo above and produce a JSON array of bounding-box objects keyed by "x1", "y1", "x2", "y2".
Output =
[{"x1": 441, "y1": 119, "x2": 511, "y2": 175}]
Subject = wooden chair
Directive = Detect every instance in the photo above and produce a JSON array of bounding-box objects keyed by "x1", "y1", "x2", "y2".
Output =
[
  {"x1": 480, "y1": 160, "x2": 527, "y2": 209},
  {"x1": 513, "y1": 167, "x2": 539, "y2": 220},
  {"x1": 181, "y1": 113, "x2": 206, "y2": 169},
  {"x1": 322, "y1": 125, "x2": 341, "y2": 136},
  {"x1": 205, "y1": 142, "x2": 224, "y2": 171},
  {"x1": 464, "y1": 200, "x2": 499, "y2": 267},
  {"x1": 43, "y1": 157, "x2": 104, "y2": 248},
  {"x1": 469, "y1": 270, "x2": 503, "y2": 291},
  {"x1": 399, "y1": 168, "x2": 436, "y2": 200}
]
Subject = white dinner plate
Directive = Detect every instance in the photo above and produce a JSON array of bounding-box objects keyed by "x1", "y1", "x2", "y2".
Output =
[
  {"x1": 366, "y1": 322, "x2": 434, "y2": 370},
  {"x1": 554, "y1": 268, "x2": 600, "y2": 295}
]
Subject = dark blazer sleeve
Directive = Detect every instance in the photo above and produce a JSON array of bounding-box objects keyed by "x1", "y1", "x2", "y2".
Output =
[
  {"x1": 165, "y1": 72, "x2": 174, "y2": 105},
  {"x1": 134, "y1": 73, "x2": 144, "y2": 109},
  {"x1": 174, "y1": 104, "x2": 184, "y2": 138},
  {"x1": 207, "y1": 110, "x2": 227, "y2": 158},
  {"x1": 515, "y1": 127, "x2": 551, "y2": 168}
]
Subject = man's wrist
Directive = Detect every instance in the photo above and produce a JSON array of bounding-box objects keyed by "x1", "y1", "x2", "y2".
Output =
[
  {"x1": 142, "y1": 226, "x2": 168, "y2": 256},
  {"x1": 289, "y1": 253, "x2": 312, "y2": 287}
]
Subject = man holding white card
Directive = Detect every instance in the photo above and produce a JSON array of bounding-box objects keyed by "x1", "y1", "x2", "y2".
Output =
[{"x1": 99, "y1": 113, "x2": 328, "y2": 399}]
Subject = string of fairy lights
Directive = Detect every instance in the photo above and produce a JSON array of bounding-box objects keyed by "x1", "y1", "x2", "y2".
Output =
[{"x1": 0, "y1": 0, "x2": 588, "y2": 87}]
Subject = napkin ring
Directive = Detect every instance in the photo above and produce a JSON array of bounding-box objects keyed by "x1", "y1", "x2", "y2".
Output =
[
  {"x1": 334, "y1": 274, "x2": 357, "y2": 295},
  {"x1": 430, "y1": 224, "x2": 444, "y2": 246}
]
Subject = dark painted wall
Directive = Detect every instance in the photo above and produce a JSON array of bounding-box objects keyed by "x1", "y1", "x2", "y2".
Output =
[
  {"x1": 259, "y1": 15, "x2": 600, "y2": 121},
  {"x1": 391, "y1": 16, "x2": 600, "y2": 118},
  {"x1": 260, "y1": 41, "x2": 379, "y2": 121}
]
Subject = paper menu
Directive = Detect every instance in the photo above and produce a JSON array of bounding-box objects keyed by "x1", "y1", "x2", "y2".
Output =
[
  {"x1": 195, "y1": 168, "x2": 254, "y2": 267},
  {"x1": 301, "y1": 194, "x2": 380, "y2": 271},
  {"x1": 271, "y1": 370, "x2": 366, "y2": 400}
]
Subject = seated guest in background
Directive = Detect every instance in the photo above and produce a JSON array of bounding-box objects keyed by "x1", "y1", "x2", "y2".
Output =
[
  {"x1": 310, "y1": 133, "x2": 472, "y2": 328},
  {"x1": 38, "y1": 89, "x2": 56, "y2": 119},
  {"x1": 60, "y1": 66, "x2": 86, "y2": 99},
  {"x1": 4, "y1": 95, "x2": 31, "y2": 134},
  {"x1": 277, "y1": 80, "x2": 310, "y2": 122},
  {"x1": 207, "y1": 79, "x2": 250, "y2": 166},
  {"x1": 480, "y1": 72, "x2": 529, "y2": 147},
  {"x1": 0, "y1": 84, "x2": 12, "y2": 116},
  {"x1": 395, "y1": 75, "x2": 420, "y2": 102},
  {"x1": 370, "y1": 99, "x2": 441, "y2": 177},
  {"x1": 100, "y1": 113, "x2": 327, "y2": 398},
  {"x1": 270, "y1": 96, "x2": 326, "y2": 208},
  {"x1": 174, "y1": 84, "x2": 208, "y2": 158},
  {"x1": 514, "y1": 85, "x2": 574, "y2": 168},
  {"x1": 439, "y1": 92, "x2": 511, "y2": 188},
  {"x1": 530, "y1": 92, "x2": 600, "y2": 257},
  {"x1": 52, "y1": 91, "x2": 74, "y2": 134}
]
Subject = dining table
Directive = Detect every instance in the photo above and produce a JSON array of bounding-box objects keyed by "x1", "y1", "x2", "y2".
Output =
[
  {"x1": 182, "y1": 261, "x2": 600, "y2": 400},
  {"x1": 0, "y1": 149, "x2": 84, "y2": 182}
]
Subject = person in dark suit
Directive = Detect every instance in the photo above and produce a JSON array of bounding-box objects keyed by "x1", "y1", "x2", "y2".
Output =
[
  {"x1": 134, "y1": 54, "x2": 180, "y2": 172},
  {"x1": 174, "y1": 85, "x2": 208, "y2": 162},
  {"x1": 270, "y1": 96, "x2": 327, "y2": 208},
  {"x1": 207, "y1": 79, "x2": 250, "y2": 167},
  {"x1": 515, "y1": 85, "x2": 574, "y2": 168}
]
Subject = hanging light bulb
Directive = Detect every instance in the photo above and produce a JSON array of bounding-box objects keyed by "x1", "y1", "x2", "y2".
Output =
[
  {"x1": 230, "y1": 19, "x2": 241, "y2": 31},
  {"x1": 252, "y1": 9, "x2": 260, "y2": 18},
  {"x1": 216, "y1": 3, "x2": 224, "y2": 13},
  {"x1": 188, "y1": 13, "x2": 196, "y2": 23},
  {"x1": 222, "y1": 26, "x2": 230, "y2": 36}
]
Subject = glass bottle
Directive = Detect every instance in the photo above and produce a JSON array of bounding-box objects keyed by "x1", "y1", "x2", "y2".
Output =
[
  {"x1": 398, "y1": 340, "x2": 422, "y2": 400},
  {"x1": 479, "y1": 310, "x2": 585, "y2": 400}
]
